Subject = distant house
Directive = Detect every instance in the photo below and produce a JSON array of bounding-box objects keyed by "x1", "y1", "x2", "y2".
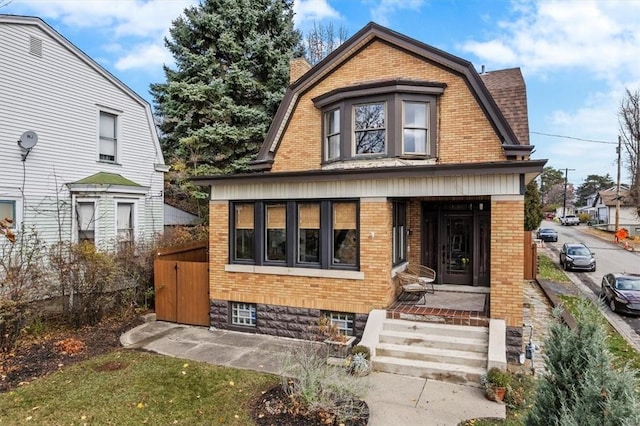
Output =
[
  {"x1": 0, "y1": 15, "x2": 167, "y2": 249},
  {"x1": 592, "y1": 186, "x2": 640, "y2": 230},
  {"x1": 193, "y1": 23, "x2": 545, "y2": 359}
]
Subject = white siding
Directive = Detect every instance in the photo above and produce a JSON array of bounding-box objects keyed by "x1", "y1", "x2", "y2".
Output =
[
  {"x1": 0, "y1": 19, "x2": 165, "y2": 247},
  {"x1": 210, "y1": 174, "x2": 522, "y2": 201}
]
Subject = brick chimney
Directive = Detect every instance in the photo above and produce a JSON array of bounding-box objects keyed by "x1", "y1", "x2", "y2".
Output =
[{"x1": 289, "y1": 57, "x2": 311, "y2": 84}]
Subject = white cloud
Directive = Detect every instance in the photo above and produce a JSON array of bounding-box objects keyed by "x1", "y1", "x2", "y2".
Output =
[
  {"x1": 461, "y1": 0, "x2": 640, "y2": 83},
  {"x1": 13, "y1": 0, "x2": 195, "y2": 37},
  {"x1": 115, "y1": 42, "x2": 173, "y2": 71},
  {"x1": 293, "y1": 0, "x2": 340, "y2": 25},
  {"x1": 367, "y1": 0, "x2": 423, "y2": 26}
]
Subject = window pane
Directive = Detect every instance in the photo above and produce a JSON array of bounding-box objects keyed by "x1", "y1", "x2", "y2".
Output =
[
  {"x1": 77, "y1": 202, "x2": 95, "y2": 244},
  {"x1": 403, "y1": 129, "x2": 427, "y2": 153},
  {"x1": 232, "y1": 302, "x2": 256, "y2": 326},
  {"x1": 354, "y1": 103, "x2": 385, "y2": 130},
  {"x1": 326, "y1": 109, "x2": 340, "y2": 160},
  {"x1": 327, "y1": 312, "x2": 354, "y2": 336},
  {"x1": 100, "y1": 111, "x2": 117, "y2": 162},
  {"x1": 266, "y1": 204, "x2": 286, "y2": 262},
  {"x1": 235, "y1": 204, "x2": 254, "y2": 260},
  {"x1": 327, "y1": 109, "x2": 340, "y2": 134},
  {"x1": 327, "y1": 134, "x2": 340, "y2": 160},
  {"x1": 0, "y1": 201, "x2": 15, "y2": 226},
  {"x1": 298, "y1": 203, "x2": 319, "y2": 263},
  {"x1": 404, "y1": 102, "x2": 426, "y2": 127},
  {"x1": 100, "y1": 112, "x2": 116, "y2": 138},
  {"x1": 355, "y1": 130, "x2": 385, "y2": 154},
  {"x1": 117, "y1": 203, "x2": 133, "y2": 250},
  {"x1": 333, "y1": 203, "x2": 357, "y2": 266},
  {"x1": 403, "y1": 102, "x2": 428, "y2": 154},
  {"x1": 354, "y1": 102, "x2": 385, "y2": 155}
]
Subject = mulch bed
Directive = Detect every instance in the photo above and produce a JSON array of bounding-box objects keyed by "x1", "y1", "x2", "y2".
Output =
[
  {"x1": 251, "y1": 384, "x2": 369, "y2": 426},
  {"x1": 0, "y1": 314, "x2": 144, "y2": 393}
]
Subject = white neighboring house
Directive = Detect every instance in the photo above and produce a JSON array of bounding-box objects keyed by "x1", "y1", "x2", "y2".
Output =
[
  {"x1": 593, "y1": 186, "x2": 639, "y2": 227},
  {"x1": 0, "y1": 15, "x2": 167, "y2": 249}
]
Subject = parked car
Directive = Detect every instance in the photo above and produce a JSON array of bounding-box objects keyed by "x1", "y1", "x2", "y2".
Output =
[
  {"x1": 536, "y1": 228, "x2": 558, "y2": 242},
  {"x1": 560, "y1": 215, "x2": 579, "y2": 226},
  {"x1": 600, "y1": 273, "x2": 640, "y2": 315},
  {"x1": 559, "y1": 243, "x2": 596, "y2": 272}
]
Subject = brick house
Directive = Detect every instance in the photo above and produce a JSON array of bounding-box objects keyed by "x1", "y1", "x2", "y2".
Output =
[{"x1": 194, "y1": 23, "x2": 546, "y2": 359}]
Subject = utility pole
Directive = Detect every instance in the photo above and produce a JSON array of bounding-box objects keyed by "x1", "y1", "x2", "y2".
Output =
[
  {"x1": 562, "y1": 168, "x2": 575, "y2": 218},
  {"x1": 615, "y1": 135, "x2": 622, "y2": 232}
]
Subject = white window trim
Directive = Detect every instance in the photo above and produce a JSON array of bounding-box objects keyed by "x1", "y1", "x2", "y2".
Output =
[
  {"x1": 97, "y1": 105, "x2": 123, "y2": 164},
  {"x1": 72, "y1": 196, "x2": 99, "y2": 244},
  {"x1": 0, "y1": 192, "x2": 23, "y2": 232},
  {"x1": 114, "y1": 198, "x2": 139, "y2": 248}
]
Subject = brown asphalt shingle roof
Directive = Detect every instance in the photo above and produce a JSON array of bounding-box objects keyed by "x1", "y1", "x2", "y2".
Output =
[
  {"x1": 480, "y1": 68, "x2": 529, "y2": 145},
  {"x1": 597, "y1": 188, "x2": 634, "y2": 207}
]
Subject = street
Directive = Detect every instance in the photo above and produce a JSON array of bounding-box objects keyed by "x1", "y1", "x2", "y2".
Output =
[{"x1": 538, "y1": 219, "x2": 640, "y2": 350}]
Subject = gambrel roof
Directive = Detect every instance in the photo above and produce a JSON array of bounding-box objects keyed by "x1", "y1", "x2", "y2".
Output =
[{"x1": 251, "y1": 22, "x2": 532, "y2": 171}]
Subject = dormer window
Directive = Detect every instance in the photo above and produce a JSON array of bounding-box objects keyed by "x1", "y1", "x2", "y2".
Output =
[{"x1": 314, "y1": 80, "x2": 443, "y2": 163}]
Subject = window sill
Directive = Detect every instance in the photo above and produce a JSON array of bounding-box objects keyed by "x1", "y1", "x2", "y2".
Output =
[
  {"x1": 225, "y1": 264, "x2": 365, "y2": 280},
  {"x1": 97, "y1": 160, "x2": 122, "y2": 166}
]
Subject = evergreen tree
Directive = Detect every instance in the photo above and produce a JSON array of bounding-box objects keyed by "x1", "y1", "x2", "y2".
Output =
[
  {"x1": 525, "y1": 180, "x2": 544, "y2": 231},
  {"x1": 151, "y1": 0, "x2": 303, "y2": 214},
  {"x1": 575, "y1": 174, "x2": 614, "y2": 207},
  {"x1": 526, "y1": 301, "x2": 640, "y2": 425}
]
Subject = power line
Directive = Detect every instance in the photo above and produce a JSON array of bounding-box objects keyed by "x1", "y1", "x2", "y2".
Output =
[{"x1": 531, "y1": 131, "x2": 617, "y2": 145}]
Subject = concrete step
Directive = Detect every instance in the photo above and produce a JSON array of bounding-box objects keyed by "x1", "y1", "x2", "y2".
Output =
[
  {"x1": 383, "y1": 318, "x2": 488, "y2": 340},
  {"x1": 372, "y1": 355, "x2": 486, "y2": 387},
  {"x1": 378, "y1": 329, "x2": 488, "y2": 353},
  {"x1": 376, "y1": 342, "x2": 487, "y2": 368}
]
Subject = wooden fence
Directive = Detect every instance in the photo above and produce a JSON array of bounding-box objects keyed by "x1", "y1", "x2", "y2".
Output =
[
  {"x1": 524, "y1": 231, "x2": 538, "y2": 280},
  {"x1": 154, "y1": 240, "x2": 210, "y2": 326}
]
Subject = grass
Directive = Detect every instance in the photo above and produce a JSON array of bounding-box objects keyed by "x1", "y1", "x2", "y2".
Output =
[
  {"x1": 536, "y1": 254, "x2": 571, "y2": 283},
  {"x1": 0, "y1": 350, "x2": 278, "y2": 425}
]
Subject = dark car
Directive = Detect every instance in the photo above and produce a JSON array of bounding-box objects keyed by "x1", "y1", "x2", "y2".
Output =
[
  {"x1": 559, "y1": 243, "x2": 596, "y2": 272},
  {"x1": 600, "y1": 273, "x2": 640, "y2": 315},
  {"x1": 536, "y1": 228, "x2": 558, "y2": 242}
]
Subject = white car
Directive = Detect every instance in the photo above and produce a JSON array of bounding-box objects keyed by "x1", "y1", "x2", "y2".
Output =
[{"x1": 560, "y1": 215, "x2": 579, "y2": 226}]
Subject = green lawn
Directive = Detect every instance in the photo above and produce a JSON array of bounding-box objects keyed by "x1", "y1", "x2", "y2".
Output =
[{"x1": 0, "y1": 350, "x2": 278, "y2": 425}]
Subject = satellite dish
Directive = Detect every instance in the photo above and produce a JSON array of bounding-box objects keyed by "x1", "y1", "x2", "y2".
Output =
[{"x1": 18, "y1": 131, "x2": 38, "y2": 150}]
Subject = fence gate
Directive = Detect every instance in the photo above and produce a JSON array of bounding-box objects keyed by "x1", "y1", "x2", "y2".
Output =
[
  {"x1": 524, "y1": 231, "x2": 538, "y2": 280},
  {"x1": 154, "y1": 241, "x2": 209, "y2": 327}
]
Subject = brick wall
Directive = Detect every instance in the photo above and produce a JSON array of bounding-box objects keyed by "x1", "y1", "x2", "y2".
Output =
[
  {"x1": 489, "y1": 197, "x2": 525, "y2": 327},
  {"x1": 272, "y1": 40, "x2": 504, "y2": 173},
  {"x1": 208, "y1": 200, "x2": 394, "y2": 317}
]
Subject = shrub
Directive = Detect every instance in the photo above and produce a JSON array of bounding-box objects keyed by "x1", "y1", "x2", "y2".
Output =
[
  {"x1": 525, "y1": 301, "x2": 640, "y2": 425},
  {"x1": 350, "y1": 345, "x2": 371, "y2": 360},
  {"x1": 486, "y1": 367, "x2": 512, "y2": 388},
  {"x1": 0, "y1": 298, "x2": 26, "y2": 352}
]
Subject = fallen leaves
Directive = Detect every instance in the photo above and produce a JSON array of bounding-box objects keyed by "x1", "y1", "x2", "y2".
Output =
[{"x1": 53, "y1": 338, "x2": 85, "y2": 355}]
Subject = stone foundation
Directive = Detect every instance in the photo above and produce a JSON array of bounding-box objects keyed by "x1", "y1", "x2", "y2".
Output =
[
  {"x1": 210, "y1": 299, "x2": 368, "y2": 340},
  {"x1": 506, "y1": 326, "x2": 523, "y2": 362}
]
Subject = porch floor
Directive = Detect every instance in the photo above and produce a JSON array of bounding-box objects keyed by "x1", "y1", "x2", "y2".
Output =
[{"x1": 387, "y1": 285, "x2": 490, "y2": 327}]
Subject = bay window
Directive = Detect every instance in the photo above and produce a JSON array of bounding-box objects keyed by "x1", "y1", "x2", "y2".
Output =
[
  {"x1": 314, "y1": 80, "x2": 442, "y2": 162},
  {"x1": 76, "y1": 201, "x2": 96, "y2": 244}
]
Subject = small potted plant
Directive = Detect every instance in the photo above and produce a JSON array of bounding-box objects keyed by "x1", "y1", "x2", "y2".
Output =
[
  {"x1": 347, "y1": 345, "x2": 372, "y2": 376},
  {"x1": 483, "y1": 367, "x2": 512, "y2": 402}
]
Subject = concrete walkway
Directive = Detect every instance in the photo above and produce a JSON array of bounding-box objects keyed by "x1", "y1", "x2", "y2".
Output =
[{"x1": 121, "y1": 319, "x2": 506, "y2": 425}]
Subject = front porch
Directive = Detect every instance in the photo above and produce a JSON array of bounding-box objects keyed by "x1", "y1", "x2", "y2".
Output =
[{"x1": 387, "y1": 284, "x2": 490, "y2": 327}]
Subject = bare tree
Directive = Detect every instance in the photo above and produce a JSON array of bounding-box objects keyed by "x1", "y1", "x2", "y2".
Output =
[
  {"x1": 618, "y1": 88, "x2": 640, "y2": 212},
  {"x1": 0, "y1": 1, "x2": 13, "y2": 8},
  {"x1": 304, "y1": 21, "x2": 348, "y2": 65}
]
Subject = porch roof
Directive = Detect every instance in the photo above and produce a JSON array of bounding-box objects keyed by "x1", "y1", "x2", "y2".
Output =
[{"x1": 192, "y1": 159, "x2": 546, "y2": 187}]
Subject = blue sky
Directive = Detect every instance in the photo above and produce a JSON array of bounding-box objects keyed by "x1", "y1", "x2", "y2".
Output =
[{"x1": 4, "y1": 0, "x2": 639, "y2": 187}]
